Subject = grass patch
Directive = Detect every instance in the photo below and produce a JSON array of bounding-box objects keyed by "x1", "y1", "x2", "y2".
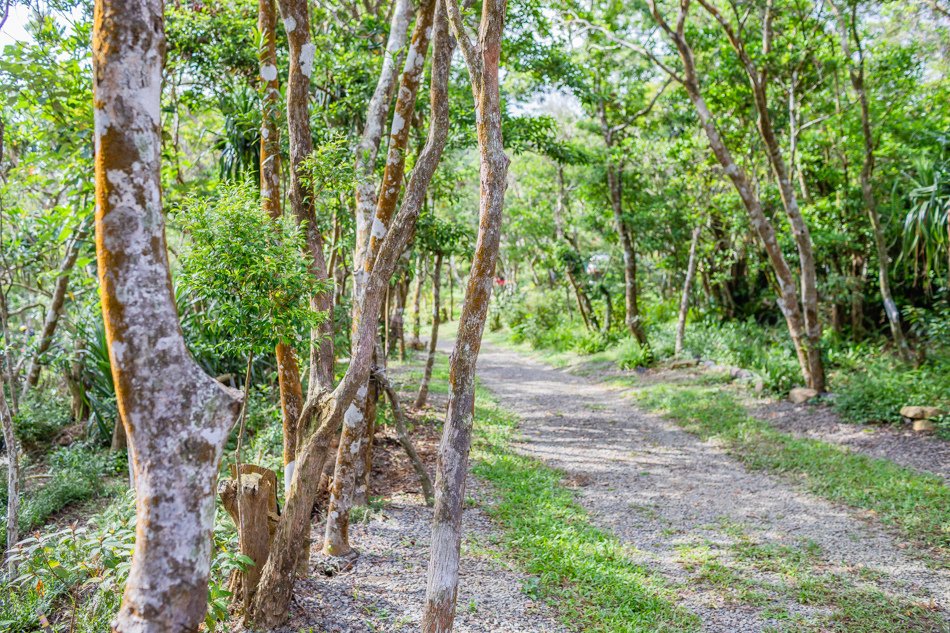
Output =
[
  {"x1": 470, "y1": 387, "x2": 699, "y2": 632},
  {"x1": 634, "y1": 385, "x2": 950, "y2": 557}
]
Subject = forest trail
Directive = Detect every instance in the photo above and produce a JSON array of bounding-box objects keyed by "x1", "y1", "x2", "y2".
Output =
[{"x1": 468, "y1": 338, "x2": 950, "y2": 632}]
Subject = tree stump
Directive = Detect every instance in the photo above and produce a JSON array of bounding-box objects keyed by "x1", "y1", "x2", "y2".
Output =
[{"x1": 218, "y1": 464, "x2": 279, "y2": 606}]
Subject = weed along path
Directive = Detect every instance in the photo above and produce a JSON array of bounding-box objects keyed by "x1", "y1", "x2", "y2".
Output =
[{"x1": 468, "y1": 337, "x2": 950, "y2": 632}]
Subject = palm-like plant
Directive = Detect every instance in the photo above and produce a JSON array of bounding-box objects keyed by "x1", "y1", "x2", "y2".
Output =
[{"x1": 899, "y1": 155, "x2": 950, "y2": 292}]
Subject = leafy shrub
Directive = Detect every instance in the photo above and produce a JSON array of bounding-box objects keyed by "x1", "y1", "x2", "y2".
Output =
[
  {"x1": 573, "y1": 330, "x2": 618, "y2": 354},
  {"x1": 616, "y1": 338, "x2": 655, "y2": 369},
  {"x1": 0, "y1": 487, "x2": 249, "y2": 632},
  {"x1": 13, "y1": 392, "x2": 72, "y2": 448},
  {"x1": 832, "y1": 356, "x2": 950, "y2": 425}
]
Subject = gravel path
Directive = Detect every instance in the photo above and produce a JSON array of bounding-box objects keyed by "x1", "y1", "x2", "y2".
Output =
[
  {"x1": 472, "y1": 339, "x2": 950, "y2": 632},
  {"x1": 274, "y1": 490, "x2": 567, "y2": 633}
]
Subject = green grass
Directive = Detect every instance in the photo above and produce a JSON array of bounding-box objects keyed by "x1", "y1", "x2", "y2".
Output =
[
  {"x1": 634, "y1": 385, "x2": 950, "y2": 558},
  {"x1": 675, "y1": 535, "x2": 944, "y2": 632},
  {"x1": 469, "y1": 386, "x2": 699, "y2": 632}
]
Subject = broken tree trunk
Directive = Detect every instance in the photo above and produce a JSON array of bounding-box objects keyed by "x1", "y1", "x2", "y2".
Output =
[
  {"x1": 93, "y1": 1, "x2": 243, "y2": 629},
  {"x1": 218, "y1": 465, "x2": 279, "y2": 608},
  {"x1": 423, "y1": 0, "x2": 509, "y2": 629}
]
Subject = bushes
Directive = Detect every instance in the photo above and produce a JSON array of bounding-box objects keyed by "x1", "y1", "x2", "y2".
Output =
[
  {"x1": 832, "y1": 356, "x2": 950, "y2": 425},
  {"x1": 13, "y1": 391, "x2": 72, "y2": 448},
  {"x1": 616, "y1": 338, "x2": 654, "y2": 369}
]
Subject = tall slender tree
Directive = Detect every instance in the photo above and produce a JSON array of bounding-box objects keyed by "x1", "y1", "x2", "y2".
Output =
[{"x1": 423, "y1": 0, "x2": 510, "y2": 629}]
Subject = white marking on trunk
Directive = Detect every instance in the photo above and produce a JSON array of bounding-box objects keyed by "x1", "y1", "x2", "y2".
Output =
[
  {"x1": 391, "y1": 112, "x2": 405, "y2": 135},
  {"x1": 371, "y1": 217, "x2": 388, "y2": 239},
  {"x1": 283, "y1": 16, "x2": 296, "y2": 32},
  {"x1": 344, "y1": 403, "x2": 363, "y2": 428},
  {"x1": 300, "y1": 43, "x2": 316, "y2": 78},
  {"x1": 284, "y1": 460, "x2": 295, "y2": 493},
  {"x1": 261, "y1": 64, "x2": 278, "y2": 82}
]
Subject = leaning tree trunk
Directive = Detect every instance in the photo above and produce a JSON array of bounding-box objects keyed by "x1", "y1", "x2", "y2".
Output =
[
  {"x1": 374, "y1": 369, "x2": 434, "y2": 504},
  {"x1": 649, "y1": 2, "x2": 819, "y2": 392},
  {"x1": 247, "y1": 5, "x2": 455, "y2": 624},
  {"x1": 92, "y1": 3, "x2": 243, "y2": 630},
  {"x1": 324, "y1": 0, "x2": 438, "y2": 558},
  {"x1": 830, "y1": 0, "x2": 912, "y2": 362},
  {"x1": 415, "y1": 252, "x2": 443, "y2": 408},
  {"x1": 423, "y1": 0, "x2": 509, "y2": 630},
  {"x1": 675, "y1": 224, "x2": 701, "y2": 356},
  {"x1": 695, "y1": 0, "x2": 825, "y2": 391},
  {"x1": 22, "y1": 220, "x2": 89, "y2": 394}
]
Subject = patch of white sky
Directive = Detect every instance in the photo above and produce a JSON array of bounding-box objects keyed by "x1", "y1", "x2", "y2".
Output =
[{"x1": 1, "y1": 1, "x2": 86, "y2": 46}]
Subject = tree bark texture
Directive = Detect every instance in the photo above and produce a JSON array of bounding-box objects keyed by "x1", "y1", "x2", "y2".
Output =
[
  {"x1": 92, "y1": 2, "x2": 243, "y2": 630},
  {"x1": 423, "y1": 0, "x2": 509, "y2": 630}
]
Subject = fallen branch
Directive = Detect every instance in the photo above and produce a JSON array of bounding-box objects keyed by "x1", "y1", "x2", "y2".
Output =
[{"x1": 373, "y1": 368, "x2": 434, "y2": 506}]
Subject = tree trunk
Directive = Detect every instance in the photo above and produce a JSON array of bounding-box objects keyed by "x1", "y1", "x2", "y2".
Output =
[
  {"x1": 601, "y1": 125, "x2": 647, "y2": 346},
  {"x1": 651, "y1": 3, "x2": 821, "y2": 392},
  {"x1": 1, "y1": 385, "x2": 18, "y2": 575},
  {"x1": 415, "y1": 252, "x2": 442, "y2": 408},
  {"x1": 830, "y1": 0, "x2": 912, "y2": 361},
  {"x1": 695, "y1": 0, "x2": 825, "y2": 391},
  {"x1": 851, "y1": 252, "x2": 866, "y2": 339},
  {"x1": 279, "y1": 0, "x2": 334, "y2": 396},
  {"x1": 411, "y1": 253, "x2": 425, "y2": 346},
  {"x1": 324, "y1": 0, "x2": 438, "y2": 557},
  {"x1": 248, "y1": 5, "x2": 455, "y2": 623},
  {"x1": 675, "y1": 224, "x2": 701, "y2": 356},
  {"x1": 218, "y1": 466, "x2": 278, "y2": 607},
  {"x1": 423, "y1": 0, "x2": 509, "y2": 629},
  {"x1": 257, "y1": 0, "x2": 305, "y2": 495},
  {"x1": 353, "y1": 0, "x2": 413, "y2": 303},
  {"x1": 22, "y1": 220, "x2": 89, "y2": 395},
  {"x1": 92, "y1": 3, "x2": 243, "y2": 630}
]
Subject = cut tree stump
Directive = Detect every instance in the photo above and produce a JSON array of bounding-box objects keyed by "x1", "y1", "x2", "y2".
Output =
[{"x1": 218, "y1": 464, "x2": 279, "y2": 607}]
